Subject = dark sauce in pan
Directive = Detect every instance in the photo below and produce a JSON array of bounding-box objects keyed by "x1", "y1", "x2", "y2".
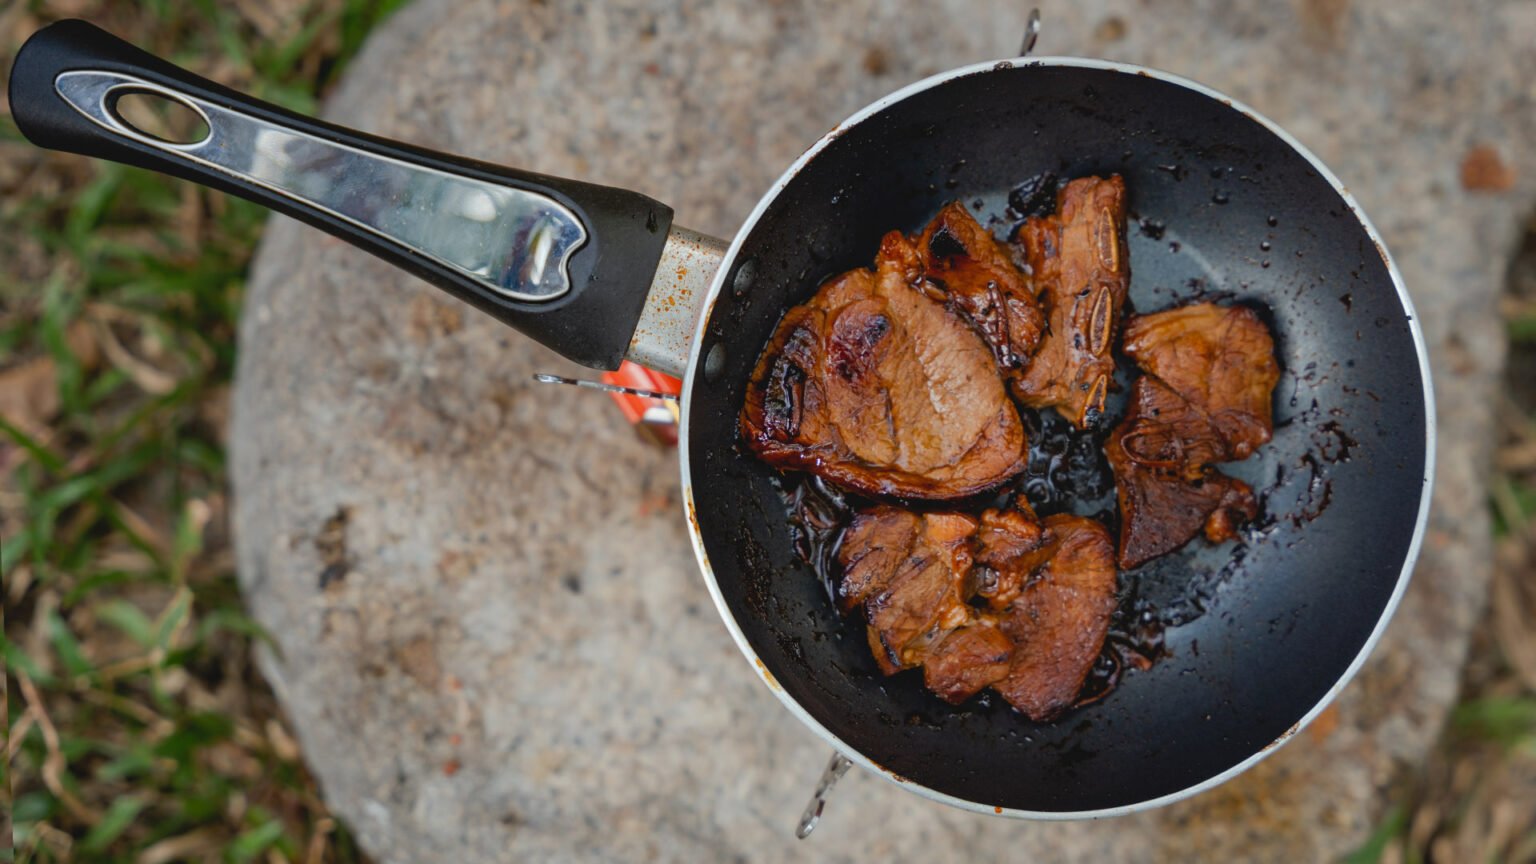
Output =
[
  {"x1": 1007, "y1": 170, "x2": 1060, "y2": 221},
  {"x1": 764, "y1": 352, "x2": 1359, "y2": 721},
  {"x1": 752, "y1": 192, "x2": 1359, "y2": 724},
  {"x1": 774, "y1": 400, "x2": 1170, "y2": 717},
  {"x1": 1015, "y1": 407, "x2": 1117, "y2": 520},
  {"x1": 760, "y1": 353, "x2": 1365, "y2": 722},
  {"x1": 781, "y1": 473, "x2": 856, "y2": 607}
]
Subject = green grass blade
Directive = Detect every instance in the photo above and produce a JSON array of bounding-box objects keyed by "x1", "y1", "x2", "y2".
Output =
[
  {"x1": 154, "y1": 587, "x2": 192, "y2": 649},
  {"x1": 0, "y1": 417, "x2": 65, "y2": 473},
  {"x1": 197, "y1": 607, "x2": 277, "y2": 649},
  {"x1": 1453, "y1": 696, "x2": 1536, "y2": 748},
  {"x1": 79, "y1": 794, "x2": 148, "y2": 853},
  {"x1": 97, "y1": 743, "x2": 158, "y2": 783},
  {"x1": 11, "y1": 791, "x2": 56, "y2": 824},
  {"x1": 64, "y1": 164, "x2": 123, "y2": 243},
  {"x1": 3, "y1": 638, "x2": 55, "y2": 687},
  {"x1": 1342, "y1": 804, "x2": 1407, "y2": 864},
  {"x1": 95, "y1": 599, "x2": 156, "y2": 647},
  {"x1": 227, "y1": 818, "x2": 286, "y2": 863},
  {"x1": 45, "y1": 608, "x2": 95, "y2": 681},
  {"x1": 2, "y1": 530, "x2": 34, "y2": 579},
  {"x1": 1508, "y1": 312, "x2": 1536, "y2": 344}
]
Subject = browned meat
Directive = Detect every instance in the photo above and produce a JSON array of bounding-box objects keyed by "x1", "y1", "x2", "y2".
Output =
[
  {"x1": 836, "y1": 505, "x2": 1118, "y2": 719},
  {"x1": 971, "y1": 505, "x2": 1045, "y2": 608},
  {"x1": 1203, "y1": 482, "x2": 1259, "y2": 543},
  {"x1": 839, "y1": 507, "x2": 978, "y2": 671},
  {"x1": 923, "y1": 623, "x2": 1014, "y2": 703},
  {"x1": 905, "y1": 184, "x2": 1126, "y2": 412},
  {"x1": 915, "y1": 202, "x2": 1046, "y2": 371},
  {"x1": 744, "y1": 179, "x2": 1281, "y2": 719},
  {"x1": 838, "y1": 507, "x2": 925, "y2": 613},
  {"x1": 995, "y1": 515, "x2": 1119, "y2": 722},
  {"x1": 1121, "y1": 303, "x2": 1280, "y2": 459},
  {"x1": 858, "y1": 514, "x2": 980, "y2": 673},
  {"x1": 1011, "y1": 176, "x2": 1130, "y2": 429},
  {"x1": 740, "y1": 231, "x2": 1029, "y2": 499},
  {"x1": 1107, "y1": 302, "x2": 1277, "y2": 568},
  {"x1": 1107, "y1": 378, "x2": 1259, "y2": 567}
]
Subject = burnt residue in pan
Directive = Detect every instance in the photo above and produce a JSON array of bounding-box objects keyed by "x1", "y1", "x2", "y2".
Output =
[
  {"x1": 1006, "y1": 170, "x2": 1060, "y2": 221},
  {"x1": 1120, "y1": 393, "x2": 1366, "y2": 633},
  {"x1": 1016, "y1": 407, "x2": 1117, "y2": 521},
  {"x1": 758, "y1": 320, "x2": 1375, "y2": 723},
  {"x1": 1080, "y1": 585, "x2": 1167, "y2": 710},
  {"x1": 780, "y1": 472, "x2": 852, "y2": 607},
  {"x1": 1282, "y1": 419, "x2": 1358, "y2": 525},
  {"x1": 771, "y1": 402, "x2": 1168, "y2": 717},
  {"x1": 751, "y1": 264, "x2": 1369, "y2": 727}
]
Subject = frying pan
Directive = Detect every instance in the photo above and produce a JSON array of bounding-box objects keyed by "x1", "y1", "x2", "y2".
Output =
[{"x1": 10, "y1": 18, "x2": 1433, "y2": 824}]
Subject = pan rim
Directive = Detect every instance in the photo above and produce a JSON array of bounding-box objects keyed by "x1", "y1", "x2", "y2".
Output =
[{"x1": 677, "y1": 54, "x2": 1437, "y2": 819}]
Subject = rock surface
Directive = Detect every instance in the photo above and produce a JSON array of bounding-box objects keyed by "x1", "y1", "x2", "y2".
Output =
[{"x1": 231, "y1": 1, "x2": 1536, "y2": 861}]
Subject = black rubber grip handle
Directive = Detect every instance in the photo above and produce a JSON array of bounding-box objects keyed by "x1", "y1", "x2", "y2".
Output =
[{"x1": 8, "y1": 19, "x2": 675, "y2": 370}]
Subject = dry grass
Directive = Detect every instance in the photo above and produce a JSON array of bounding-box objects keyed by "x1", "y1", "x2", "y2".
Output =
[{"x1": 1, "y1": 1, "x2": 405, "y2": 860}]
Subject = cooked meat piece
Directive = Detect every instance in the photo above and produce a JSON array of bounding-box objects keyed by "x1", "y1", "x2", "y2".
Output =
[
  {"x1": 838, "y1": 507, "x2": 924, "y2": 613},
  {"x1": 971, "y1": 506, "x2": 1045, "y2": 608},
  {"x1": 1106, "y1": 377, "x2": 1260, "y2": 567},
  {"x1": 1121, "y1": 303, "x2": 1280, "y2": 460},
  {"x1": 1110, "y1": 373, "x2": 1228, "y2": 477},
  {"x1": 741, "y1": 231, "x2": 1029, "y2": 499},
  {"x1": 865, "y1": 559, "x2": 971, "y2": 675},
  {"x1": 915, "y1": 202, "x2": 1046, "y2": 371},
  {"x1": 841, "y1": 507, "x2": 978, "y2": 671},
  {"x1": 975, "y1": 505, "x2": 1045, "y2": 565},
  {"x1": 1107, "y1": 300, "x2": 1278, "y2": 569},
  {"x1": 1203, "y1": 481, "x2": 1258, "y2": 543},
  {"x1": 993, "y1": 515, "x2": 1119, "y2": 722},
  {"x1": 923, "y1": 622, "x2": 1014, "y2": 703},
  {"x1": 1011, "y1": 176, "x2": 1130, "y2": 429},
  {"x1": 837, "y1": 505, "x2": 1117, "y2": 717}
]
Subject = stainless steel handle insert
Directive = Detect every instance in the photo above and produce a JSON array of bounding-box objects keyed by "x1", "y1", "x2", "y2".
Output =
[{"x1": 55, "y1": 69, "x2": 587, "y2": 303}]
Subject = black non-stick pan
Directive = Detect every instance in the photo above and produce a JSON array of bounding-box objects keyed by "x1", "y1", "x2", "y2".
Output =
[{"x1": 10, "y1": 18, "x2": 1432, "y2": 823}]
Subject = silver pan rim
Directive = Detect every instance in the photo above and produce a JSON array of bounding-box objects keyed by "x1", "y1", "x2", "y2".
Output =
[{"x1": 676, "y1": 54, "x2": 1436, "y2": 820}]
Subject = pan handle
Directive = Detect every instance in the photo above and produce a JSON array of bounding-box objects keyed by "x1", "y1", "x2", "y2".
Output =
[{"x1": 9, "y1": 19, "x2": 680, "y2": 370}]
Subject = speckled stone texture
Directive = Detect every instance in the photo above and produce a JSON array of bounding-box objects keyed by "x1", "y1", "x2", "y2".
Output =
[{"x1": 231, "y1": 1, "x2": 1536, "y2": 861}]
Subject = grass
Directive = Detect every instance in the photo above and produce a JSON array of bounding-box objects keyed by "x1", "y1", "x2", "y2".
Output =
[
  {"x1": 1, "y1": 1, "x2": 1534, "y2": 861},
  {"x1": 1, "y1": 1, "x2": 408, "y2": 860}
]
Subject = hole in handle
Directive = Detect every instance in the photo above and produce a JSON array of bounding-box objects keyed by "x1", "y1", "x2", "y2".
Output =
[{"x1": 105, "y1": 87, "x2": 211, "y2": 146}]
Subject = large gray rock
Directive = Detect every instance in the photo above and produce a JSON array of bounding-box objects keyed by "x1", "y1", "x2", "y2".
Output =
[{"x1": 231, "y1": 1, "x2": 1536, "y2": 861}]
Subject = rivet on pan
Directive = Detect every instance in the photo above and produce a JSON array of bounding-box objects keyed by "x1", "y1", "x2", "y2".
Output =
[
  {"x1": 732, "y1": 258, "x2": 758, "y2": 298},
  {"x1": 704, "y1": 343, "x2": 727, "y2": 382}
]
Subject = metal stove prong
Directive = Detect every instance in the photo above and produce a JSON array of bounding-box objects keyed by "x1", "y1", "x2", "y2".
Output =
[
  {"x1": 1020, "y1": 8, "x2": 1042, "y2": 57},
  {"x1": 530, "y1": 373, "x2": 679, "y2": 403},
  {"x1": 795, "y1": 751, "x2": 854, "y2": 839}
]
